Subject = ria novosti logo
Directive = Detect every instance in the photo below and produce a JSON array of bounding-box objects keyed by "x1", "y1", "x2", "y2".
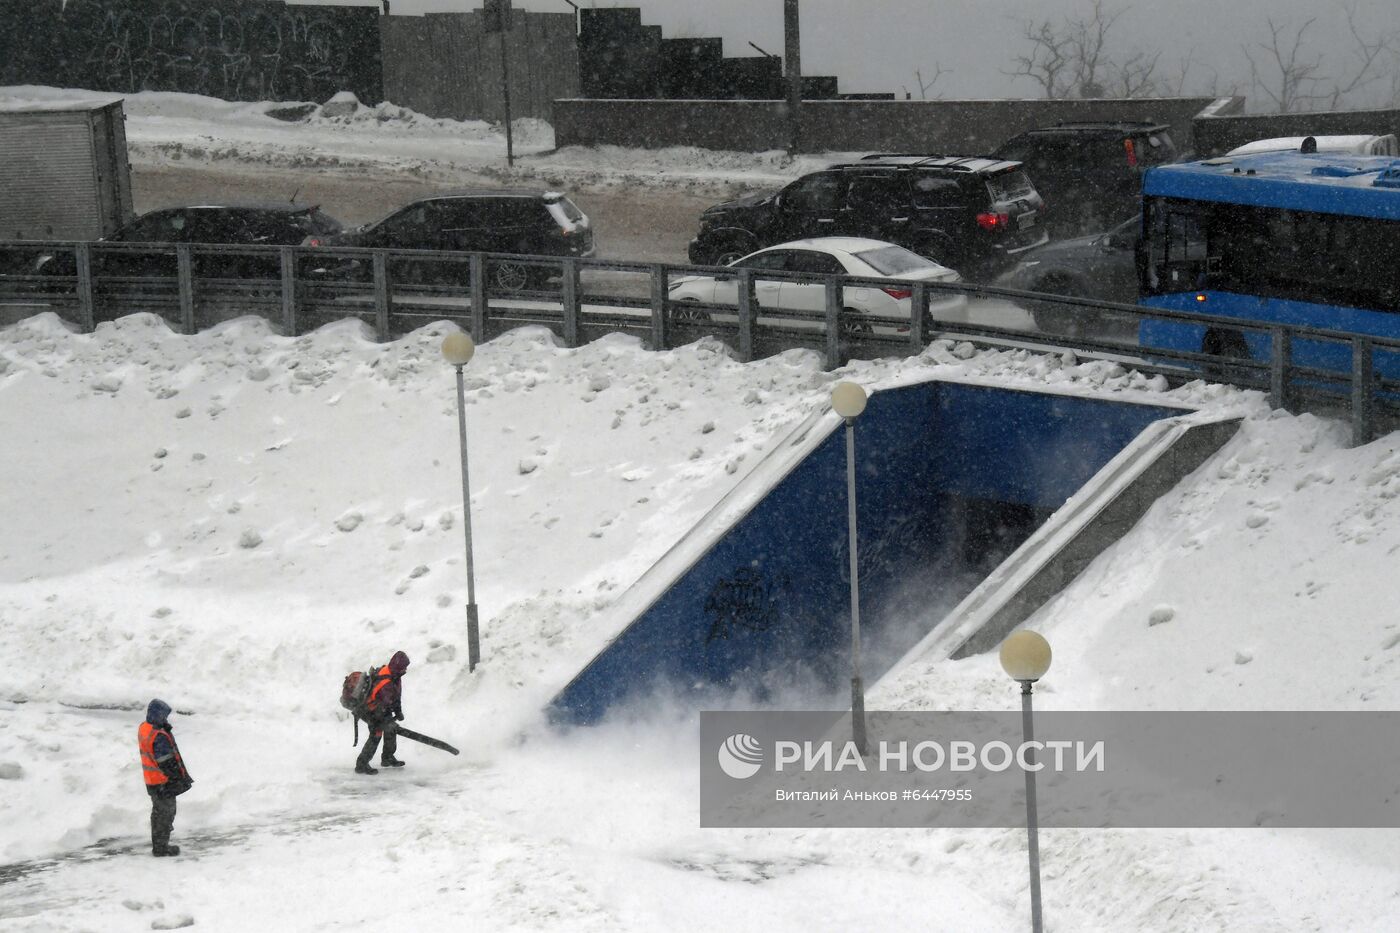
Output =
[
  {"x1": 717, "y1": 733, "x2": 764, "y2": 779},
  {"x1": 715, "y1": 734, "x2": 1106, "y2": 777}
]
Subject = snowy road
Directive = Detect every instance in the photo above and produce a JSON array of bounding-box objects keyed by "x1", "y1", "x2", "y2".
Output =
[{"x1": 131, "y1": 162, "x2": 723, "y2": 265}]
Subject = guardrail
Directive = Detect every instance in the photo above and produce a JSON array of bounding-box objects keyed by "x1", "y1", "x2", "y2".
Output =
[{"x1": 1, "y1": 239, "x2": 1396, "y2": 445}]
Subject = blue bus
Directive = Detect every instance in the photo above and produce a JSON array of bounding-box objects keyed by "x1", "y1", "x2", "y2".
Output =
[{"x1": 1138, "y1": 150, "x2": 1400, "y2": 379}]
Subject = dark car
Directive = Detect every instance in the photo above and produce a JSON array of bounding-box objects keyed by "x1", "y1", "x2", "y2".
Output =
[
  {"x1": 688, "y1": 155, "x2": 1048, "y2": 280},
  {"x1": 37, "y1": 203, "x2": 343, "y2": 278},
  {"x1": 995, "y1": 217, "x2": 1141, "y2": 336},
  {"x1": 992, "y1": 122, "x2": 1177, "y2": 237},
  {"x1": 316, "y1": 189, "x2": 595, "y2": 291}
]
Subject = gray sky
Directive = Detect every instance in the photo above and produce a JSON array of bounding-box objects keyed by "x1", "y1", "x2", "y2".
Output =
[{"x1": 310, "y1": 0, "x2": 1400, "y2": 109}]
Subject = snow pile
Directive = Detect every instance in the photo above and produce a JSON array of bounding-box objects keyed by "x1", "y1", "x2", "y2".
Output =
[
  {"x1": 317, "y1": 91, "x2": 361, "y2": 120},
  {"x1": 2, "y1": 307, "x2": 1397, "y2": 929},
  {"x1": 0, "y1": 85, "x2": 841, "y2": 193}
]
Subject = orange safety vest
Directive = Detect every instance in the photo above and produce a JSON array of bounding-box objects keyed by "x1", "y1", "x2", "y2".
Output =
[
  {"x1": 138, "y1": 722, "x2": 185, "y2": 787},
  {"x1": 367, "y1": 665, "x2": 393, "y2": 712}
]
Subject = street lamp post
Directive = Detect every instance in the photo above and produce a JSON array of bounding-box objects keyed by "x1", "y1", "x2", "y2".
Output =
[
  {"x1": 442, "y1": 332, "x2": 481, "y2": 672},
  {"x1": 831, "y1": 381, "x2": 869, "y2": 755},
  {"x1": 1000, "y1": 629, "x2": 1053, "y2": 933}
]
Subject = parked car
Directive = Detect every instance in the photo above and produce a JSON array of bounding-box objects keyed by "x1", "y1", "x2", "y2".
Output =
[
  {"x1": 1226, "y1": 134, "x2": 1399, "y2": 157},
  {"x1": 668, "y1": 237, "x2": 968, "y2": 333},
  {"x1": 687, "y1": 155, "x2": 1047, "y2": 280},
  {"x1": 313, "y1": 188, "x2": 595, "y2": 291},
  {"x1": 994, "y1": 217, "x2": 1140, "y2": 336},
  {"x1": 991, "y1": 121, "x2": 1177, "y2": 237},
  {"x1": 35, "y1": 203, "x2": 343, "y2": 278}
]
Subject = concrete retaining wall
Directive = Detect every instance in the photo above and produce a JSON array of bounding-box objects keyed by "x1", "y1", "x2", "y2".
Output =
[
  {"x1": 552, "y1": 96, "x2": 1237, "y2": 154},
  {"x1": 381, "y1": 11, "x2": 579, "y2": 123},
  {"x1": 1191, "y1": 106, "x2": 1400, "y2": 157}
]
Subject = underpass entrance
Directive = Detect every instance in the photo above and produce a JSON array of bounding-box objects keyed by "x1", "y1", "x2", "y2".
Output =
[{"x1": 550, "y1": 377, "x2": 1235, "y2": 724}]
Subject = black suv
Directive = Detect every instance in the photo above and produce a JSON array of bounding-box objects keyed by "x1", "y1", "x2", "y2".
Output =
[
  {"x1": 992, "y1": 121, "x2": 1177, "y2": 237},
  {"x1": 688, "y1": 156, "x2": 1047, "y2": 279},
  {"x1": 37, "y1": 203, "x2": 343, "y2": 277},
  {"x1": 318, "y1": 189, "x2": 595, "y2": 290}
]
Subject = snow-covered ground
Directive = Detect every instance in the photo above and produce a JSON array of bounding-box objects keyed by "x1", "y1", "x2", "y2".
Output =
[
  {"x1": 4, "y1": 84, "x2": 1400, "y2": 932},
  {"x1": 0, "y1": 86, "x2": 842, "y2": 194},
  {"x1": 2, "y1": 305, "x2": 1397, "y2": 931}
]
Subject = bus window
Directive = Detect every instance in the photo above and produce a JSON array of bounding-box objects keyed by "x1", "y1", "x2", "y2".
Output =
[
  {"x1": 1167, "y1": 212, "x2": 1208, "y2": 263},
  {"x1": 1206, "y1": 204, "x2": 1400, "y2": 312},
  {"x1": 1146, "y1": 199, "x2": 1212, "y2": 290}
]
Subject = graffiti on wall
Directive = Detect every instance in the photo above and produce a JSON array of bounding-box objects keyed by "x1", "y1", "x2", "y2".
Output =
[
  {"x1": 2, "y1": 0, "x2": 381, "y2": 104},
  {"x1": 704, "y1": 567, "x2": 792, "y2": 644}
]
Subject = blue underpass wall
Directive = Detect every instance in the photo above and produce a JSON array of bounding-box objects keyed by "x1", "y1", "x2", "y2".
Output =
[{"x1": 550, "y1": 380, "x2": 1188, "y2": 724}]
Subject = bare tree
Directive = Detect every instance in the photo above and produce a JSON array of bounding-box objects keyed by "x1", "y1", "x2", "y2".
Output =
[
  {"x1": 1112, "y1": 49, "x2": 1162, "y2": 98},
  {"x1": 1243, "y1": 8, "x2": 1400, "y2": 113},
  {"x1": 1005, "y1": 2, "x2": 1162, "y2": 99},
  {"x1": 913, "y1": 63, "x2": 951, "y2": 100},
  {"x1": 1326, "y1": 4, "x2": 1400, "y2": 109},
  {"x1": 1163, "y1": 52, "x2": 1197, "y2": 96},
  {"x1": 1242, "y1": 17, "x2": 1330, "y2": 113},
  {"x1": 1066, "y1": 0, "x2": 1123, "y2": 97},
  {"x1": 1005, "y1": 19, "x2": 1075, "y2": 98}
]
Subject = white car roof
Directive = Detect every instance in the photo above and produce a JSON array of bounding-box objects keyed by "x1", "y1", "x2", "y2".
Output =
[
  {"x1": 752, "y1": 237, "x2": 907, "y2": 256},
  {"x1": 1227, "y1": 135, "x2": 1392, "y2": 156},
  {"x1": 743, "y1": 237, "x2": 957, "y2": 276}
]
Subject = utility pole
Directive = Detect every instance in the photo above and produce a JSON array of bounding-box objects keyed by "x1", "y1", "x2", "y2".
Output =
[
  {"x1": 783, "y1": 0, "x2": 801, "y2": 155},
  {"x1": 485, "y1": 0, "x2": 515, "y2": 167},
  {"x1": 500, "y1": 29, "x2": 514, "y2": 168}
]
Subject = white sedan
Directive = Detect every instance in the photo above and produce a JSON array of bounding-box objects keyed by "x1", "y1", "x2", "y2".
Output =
[{"x1": 667, "y1": 237, "x2": 968, "y2": 332}]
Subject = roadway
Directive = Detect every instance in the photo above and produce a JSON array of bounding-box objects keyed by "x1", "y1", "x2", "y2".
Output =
[{"x1": 2, "y1": 161, "x2": 1139, "y2": 346}]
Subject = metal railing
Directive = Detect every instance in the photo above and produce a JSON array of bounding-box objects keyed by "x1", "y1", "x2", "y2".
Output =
[{"x1": 2, "y1": 239, "x2": 1397, "y2": 445}]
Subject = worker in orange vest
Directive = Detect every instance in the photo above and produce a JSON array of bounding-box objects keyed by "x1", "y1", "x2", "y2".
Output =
[
  {"x1": 355, "y1": 651, "x2": 410, "y2": 775},
  {"x1": 137, "y1": 699, "x2": 193, "y2": 856}
]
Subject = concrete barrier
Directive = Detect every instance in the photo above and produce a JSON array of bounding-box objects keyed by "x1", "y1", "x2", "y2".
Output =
[
  {"x1": 552, "y1": 96, "x2": 1236, "y2": 154},
  {"x1": 1191, "y1": 105, "x2": 1400, "y2": 157}
]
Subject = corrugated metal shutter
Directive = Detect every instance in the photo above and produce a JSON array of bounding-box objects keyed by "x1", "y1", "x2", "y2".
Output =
[{"x1": 0, "y1": 121, "x2": 100, "y2": 240}]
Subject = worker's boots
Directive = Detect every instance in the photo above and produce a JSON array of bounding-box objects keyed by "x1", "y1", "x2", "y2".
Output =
[
  {"x1": 381, "y1": 757, "x2": 405, "y2": 768},
  {"x1": 354, "y1": 762, "x2": 378, "y2": 775},
  {"x1": 153, "y1": 844, "x2": 181, "y2": 857}
]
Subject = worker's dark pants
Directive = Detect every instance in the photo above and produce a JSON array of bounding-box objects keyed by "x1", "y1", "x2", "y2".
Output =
[
  {"x1": 356, "y1": 718, "x2": 398, "y2": 767},
  {"x1": 148, "y1": 790, "x2": 177, "y2": 851}
]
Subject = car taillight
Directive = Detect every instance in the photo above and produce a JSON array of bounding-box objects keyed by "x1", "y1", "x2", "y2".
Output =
[
  {"x1": 976, "y1": 211, "x2": 1011, "y2": 231},
  {"x1": 1124, "y1": 138, "x2": 1138, "y2": 167},
  {"x1": 560, "y1": 228, "x2": 572, "y2": 237},
  {"x1": 306, "y1": 238, "x2": 322, "y2": 247},
  {"x1": 881, "y1": 287, "x2": 913, "y2": 300}
]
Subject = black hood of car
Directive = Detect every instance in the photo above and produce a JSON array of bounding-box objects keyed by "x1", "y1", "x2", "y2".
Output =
[{"x1": 704, "y1": 190, "x2": 779, "y2": 215}]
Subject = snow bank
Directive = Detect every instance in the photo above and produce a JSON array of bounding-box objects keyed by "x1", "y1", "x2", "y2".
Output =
[
  {"x1": 3, "y1": 305, "x2": 1396, "y2": 929},
  {"x1": 0, "y1": 85, "x2": 849, "y2": 193}
]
